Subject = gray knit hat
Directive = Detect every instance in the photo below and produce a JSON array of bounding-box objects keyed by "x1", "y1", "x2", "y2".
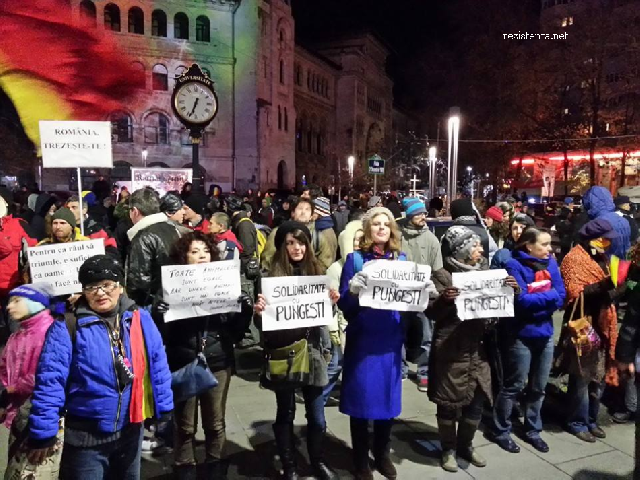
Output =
[{"x1": 443, "y1": 226, "x2": 480, "y2": 261}]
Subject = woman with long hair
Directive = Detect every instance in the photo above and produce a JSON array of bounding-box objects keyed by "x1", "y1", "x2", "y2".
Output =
[
  {"x1": 491, "y1": 213, "x2": 535, "y2": 270},
  {"x1": 337, "y1": 207, "x2": 406, "y2": 480},
  {"x1": 161, "y1": 231, "x2": 253, "y2": 479},
  {"x1": 254, "y1": 221, "x2": 339, "y2": 480}
]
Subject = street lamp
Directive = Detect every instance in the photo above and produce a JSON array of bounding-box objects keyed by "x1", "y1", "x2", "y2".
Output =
[
  {"x1": 141, "y1": 148, "x2": 148, "y2": 167},
  {"x1": 447, "y1": 108, "x2": 460, "y2": 213},
  {"x1": 428, "y1": 146, "x2": 437, "y2": 199},
  {"x1": 347, "y1": 155, "x2": 355, "y2": 183}
]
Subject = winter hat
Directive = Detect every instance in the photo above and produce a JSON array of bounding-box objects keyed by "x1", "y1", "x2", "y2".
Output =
[
  {"x1": 485, "y1": 206, "x2": 504, "y2": 222},
  {"x1": 615, "y1": 195, "x2": 631, "y2": 208},
  {"x1": 564, "y1": 197, "x2": 574, "y2": 205},
  {"x1": 368, "y1": 195, "x2": 382, "y2": 208},
  {"x1": 362, "y1": 206, "x2": 396, "y2": 229},
  {"x1": 274, "y1": 221, "x2": 312, "y2": 251},
  {"x1": 338, "y1": 200, "x2": 347, "y2": 208},
  {"x1": 78, "y1": 255, "x2": 125, "y2": 287},
  {"x1": 511, "y1": 213, "x2": 535, "y2": 227},
  {"x1": 184, "y1": 193, "x2": 209, "y2": 216},
  {"x1": 51, "y1": 207, "x2": 76, "y2": 227},
  {"x1": 450, "y1": 198, "x2": 476, "y2": 220},
  {"x1": 404, "y1": 198, "x2": 427, "y2": 218},
  {"x1": 83, "y1": 191, "x2": 98, "y2": 207},
  {"x1": 160, "y1": 192, "x2": 184, "y2": 215},
  {"x1": 579, "y1": 218, "x2": 620, "y2": 240},
  {"x1": 314, "y1": 197, "x2": 331, "y2": 217},
  {"x1": 443, "y1": 226, "x2": 481, "y2": 261},
  {"x1": 225, "y1": 195, "x2": 244, "y2": 213},
  {"x1": 8, "y1": 283, "x2": 52, "y2": 313}
]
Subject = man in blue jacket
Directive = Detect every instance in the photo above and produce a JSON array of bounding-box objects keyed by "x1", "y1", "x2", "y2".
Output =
[{"x1": 26, "y1": 255, "x2": 173, "y2": 479}]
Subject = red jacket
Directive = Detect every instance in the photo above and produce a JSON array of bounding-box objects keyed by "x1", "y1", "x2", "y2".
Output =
[
  {"x1": 191, "y1": 218, "x2": 211, "y2": 234},
  {"x1": 0, "y1": 216, "x2": 36, "y2": 297},
  {"x1": 214, "y1": 229, "x2": 243, "y2": 253}
]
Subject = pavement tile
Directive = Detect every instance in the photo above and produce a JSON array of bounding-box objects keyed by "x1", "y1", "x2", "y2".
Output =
[
  {"x1": 555, "y1": 449, "x2": 634, "y2": 479},
  {"x1": 516, "y1": 428, "x2": 616, "y2": 465},
  {"x1": 598, "y1": 421, "x2": 636, "y2": 457}
]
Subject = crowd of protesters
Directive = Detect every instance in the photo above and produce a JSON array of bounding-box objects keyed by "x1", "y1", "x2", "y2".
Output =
[{"x1": 1, "y1": 178, "x2": 640, "y2": 479}]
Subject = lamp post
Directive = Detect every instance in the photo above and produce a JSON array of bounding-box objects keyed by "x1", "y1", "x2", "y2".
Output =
[
  {"x1": 447, "y1": 108, "x2": 460, "y2": 213},
  {"x1": 467, "y1": 166, "x2": 473, "y2": 199},
  {"x1": 428, "y1": 146, "x2": 437, "y2": 199},
  {"x1": 347, "y1": 155, "x2": 355, "y2": 185},
  {"x1": 141, "y1": 148, "x2": 148, "y2": 167}
]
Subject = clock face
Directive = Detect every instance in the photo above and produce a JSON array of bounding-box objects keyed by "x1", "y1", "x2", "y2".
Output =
[{"x1": 174, "y1": 81, "x2": 218, "y2": 124}]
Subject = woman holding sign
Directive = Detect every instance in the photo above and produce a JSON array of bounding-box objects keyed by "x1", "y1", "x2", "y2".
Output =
[
  {"x1": 338, "y1": 206, "x2": 405, "y2": 480},
  {"x1": 253, "y1": 221, "x2": 339, "y2": 480},
  {"x1": 429, "y1": 226, "x2": 519, "y2": 472}
]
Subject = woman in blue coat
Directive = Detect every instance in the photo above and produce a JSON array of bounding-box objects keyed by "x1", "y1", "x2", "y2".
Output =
[
  {"x1": 490, "y1": 227, "x2": 565, "y2": 455},
  {"x1": 338, "y1": 206, "x2": 405, "y2": 480}
]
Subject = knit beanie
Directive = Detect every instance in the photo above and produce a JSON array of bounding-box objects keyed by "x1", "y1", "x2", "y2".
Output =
[
  {"x1": 52, "y1": 207, "x2": 76, "y2": 227},
  {"x1": 313, "y1": 197, "x2": 331, "y2": 217},
  {"x1": 363, "y1": 206, "x2": 395, "y2": 228},
  {"x1": 404, "y1": 198, "x2": 427, "y2": 218},
  {"x1": 274, "y1": 221, "x2": 312, "y2": 251},
  {"x1": 443, "y1": 226, "x2": 480, "y2": 261},
  {"x1": 9, "y1": 283, "x2": 53, "y2": 315},
  {"x1": 184, "y1": 193, "x2": 209, "y2": 216},
  {"x1": 160, "y1": 192, "x2": 184, "y2": 215},
  {"x1": 450, "y1": 198, "x2": 475, "y2": 220},
  {"x1": 78, "y1": 255, "x2": 125, "y2": 287},
  {"x1": 485, "y1": 206, "x2": 504, "y2": 222}
]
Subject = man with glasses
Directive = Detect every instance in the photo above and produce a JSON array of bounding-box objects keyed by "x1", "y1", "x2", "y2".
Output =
[{"x1": 399, "y1": 198, "x2": 443, "y2": 392}]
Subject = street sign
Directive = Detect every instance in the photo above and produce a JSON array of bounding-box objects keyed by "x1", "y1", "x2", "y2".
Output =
[{"x1": 368, "y1": 155, "x2": 385, "y2": 175}]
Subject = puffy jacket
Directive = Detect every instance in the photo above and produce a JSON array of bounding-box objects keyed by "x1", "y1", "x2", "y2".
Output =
[
  {"x1": 491, "y1": 248, "x2": 513, "y2": 270},
  {"x1": 126, "y1": 213, "x2": 190, "y2": 306},
  {"x1": 28, "y1": 298, "x2": 173, "y2": 447},
  {"x1": 506, "y1": 250, "x2": 566, "y2": 338},
  {"x1": 399, "y1": 218, "x2": 443, "y2": 271},
  {"x1": 583, "y1": 186, "x2": 630, "y2": 258},
  {"x1": 0, "y1": 215, "x2": 36, "y2": 297},
  {"x1": 231, "y1": 211, "x2": 257, "y2": 272}
]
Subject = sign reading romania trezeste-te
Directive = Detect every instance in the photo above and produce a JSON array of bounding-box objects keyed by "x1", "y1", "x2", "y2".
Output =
[{"x1": 39, "y1": 120, "x2": 113, "y2": 168}]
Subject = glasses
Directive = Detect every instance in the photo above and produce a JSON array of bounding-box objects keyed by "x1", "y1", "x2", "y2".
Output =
[{"x1": 83, "y1": 282, "x2": 119, "y2": 295}]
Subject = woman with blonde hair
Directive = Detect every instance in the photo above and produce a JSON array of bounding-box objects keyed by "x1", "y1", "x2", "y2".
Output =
[{"x1": 338, "y1": 207, "x2": 406, "y2": 480}]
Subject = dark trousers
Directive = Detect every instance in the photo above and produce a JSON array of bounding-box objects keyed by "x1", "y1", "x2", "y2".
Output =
[
  {"x1": 436, "y1": 386, "x2": 486, "y2": 422},
  {"x1": 61, "y1": 424, "x2": 143, "y2": 480},
  {"x1": 275, "y1": 385, "x2": 326, "y2": 429},
  {"x1": 174, "y1": 367, "x2": 232, "y2": 465}
]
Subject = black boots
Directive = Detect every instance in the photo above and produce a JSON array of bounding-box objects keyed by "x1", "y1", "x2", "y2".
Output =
[
  {"x1": 173, "y1": 464, "x2": 197, "y2": 480},
  {"x1": 273, "y1": 423, "x2": 299, "y2": 480},
  {"x1": 205, "y1": 459, "x2": 230, "y2": 479},
  {"x1": 373, "y1": 421, "x2": 397, "y2": 480},
  {"x1": 307, "y1": 426, "x2": 340, "y2": 480},
  {"x1": 350, "y1": 418, "x2": 373, "y2": 480}
]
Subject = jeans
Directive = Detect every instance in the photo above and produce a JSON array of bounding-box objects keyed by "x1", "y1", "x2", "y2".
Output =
[
  {"x1": 566, "y1": 375, "x2": 603, "y2": 433},
  {"x1": 61, "y1": 424, "x2": 143, "y2": 480},
  {"x1": 492, "y1": 335, "x2": 554, "y2": 439},
  {"x1": 626, "y1": 373, "x2": 638, "y2": 414},
  {"x1": 174, "y1": 367, "x2": 232, "y2": 465},
  {"x1": 322, "y1": 343, "x2": 343, "y2": 405},
  {"x1": 275, "y1": 385, "x2": 326, "y2": 430}
]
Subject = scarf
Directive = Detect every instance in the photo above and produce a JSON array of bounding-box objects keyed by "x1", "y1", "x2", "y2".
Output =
[
  {"x1": 444, "y1": 255, "x2": 486, "y2": 273},
  {"x1": 129, "y1": 310, "x2": 154, "y2": 423},
  {"x1": 561, "y1": 245, "x2": 618, "y2": 386},
  {"x1": 521, "y1": 257, "x2": 552, "y2": 283}
]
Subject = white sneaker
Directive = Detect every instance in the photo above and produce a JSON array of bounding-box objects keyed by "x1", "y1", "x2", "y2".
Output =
[{"x1": 141, "y1": 437, "x2": 164, "y2": 453}]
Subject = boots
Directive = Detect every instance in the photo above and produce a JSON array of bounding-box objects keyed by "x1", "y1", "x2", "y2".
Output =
[
  {"x1": 273, "y1": 423, "x2": 299, "y2": 480},
  {"x1": 457, "y1": 418, "x2": 486, "y2": 468},
  {"x1": 173, "y1": 464, "x2": 197, "y2": 480},
  {"x1": 307, "y1": 426, "x2": 340, "y2": 480},
  {"x1": 205, "y1": 459, "x2": 230, "y2": 479},
  {"x1": 373, "y1": 420, "x2": 397, "y2": 480},
  {"x1": 350, "y1": 418, "x2": 373, "y2": 480},
  {"x1": 437, "y1": 418, "x2": 459, "y2": 473}
]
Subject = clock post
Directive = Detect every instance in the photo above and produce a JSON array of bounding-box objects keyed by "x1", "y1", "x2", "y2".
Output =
[{"x1": 171, "y1": 64, "x2": 219, "y2": 194}]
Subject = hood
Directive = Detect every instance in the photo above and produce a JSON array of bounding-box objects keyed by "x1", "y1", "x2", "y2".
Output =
[
  {"x1": 583, "y1": 186, "x2": 615, "y2": 219},
  {"x1": 127, "y1": 212, "x2": 168, "y2": 241},
  {"x1": 315, "y1": 215, "x2": 334, "y2": 232},
  {"x1": 27, "y1": 194, "x2": 39, "y2": 212},
  {"x1": 34, "y1": 193, "x2": 56, "y2": 217},
  {"x1": 338, "y1": 220, "x2": 363, "y2": 262}
]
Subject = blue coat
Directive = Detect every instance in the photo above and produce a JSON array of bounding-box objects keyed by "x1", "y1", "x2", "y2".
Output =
[
  {"x1": 583, "y1": 186, "x2": 630, "y2": 258},
  {"x1": 29, "y1": 305, "x2": 173, "y2": 447},
  {"x1": 506, "y1": 251, "x2": 566, "y2": 339},
  {"x1": 491, "y1": 248, "x2": 513, "y2": 270},
  {"x1": 338, "y1": 251, "x2": 405, "y2": 420}
]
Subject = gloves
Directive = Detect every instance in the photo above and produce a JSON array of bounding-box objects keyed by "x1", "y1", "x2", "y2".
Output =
[
  {"x1": 349, "y1": 271, "x2": 368, "y2": 295},
  {"x1": 237, "y1": 294, "x2": 253, "y2": 312},
  {"x1": 425, "y1": 278, "x2": 438, "y2": 298},
  {"x1": 152, "y1": 293, "x2": 170, "y2": 315}
]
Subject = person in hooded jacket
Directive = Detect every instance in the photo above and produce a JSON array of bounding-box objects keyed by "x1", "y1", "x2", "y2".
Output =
[
  {"x1": 615, "y1": 195, "x2": 639, "y2": 245},
  {"x1": 29, "y1": 193, "x2": 57, "y2": 242},
  {"x1": 443, "y1": 198, "x2": 492, "y2": 261},
  {"x1": 490, "y1": 227, "x2": 566, "y2": 454},
  {"x1": 332, "y1": 201, "x2": 350, "y2": 236}
]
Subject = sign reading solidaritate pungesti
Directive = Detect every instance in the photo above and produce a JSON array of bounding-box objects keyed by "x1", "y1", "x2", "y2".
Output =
[
  {"x1": 358, "y1": 260, "x2": 432, "y2": 312},
  {"x1": 161, "y1": 260, "x2": 242, "y2": 322},
  {"x1": 452, "y1": 269, "x2": 514, "y2": 321},
  {"x1": 261, "y1": 276, "x2": 332, "y2": 332},
  {"x1": 27, "y1": 240, "x2": 106, "y2": 296}
]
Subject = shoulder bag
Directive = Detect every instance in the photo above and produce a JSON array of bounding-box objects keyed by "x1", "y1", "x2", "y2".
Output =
[
  {"x1": 260, "y1": 331, "x2": 312, "y2": 391},
  {"x1": 567, "y1": 292, "x2": 601, "y2": 357}
]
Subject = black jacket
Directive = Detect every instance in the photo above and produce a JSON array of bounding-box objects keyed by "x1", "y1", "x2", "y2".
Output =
[
  {"x1": 231, "y1": 211, "x2": 257, "y2": 271},
  {"x1": 617, "y1": 264, "x2": 640, "y2": 364},
  {"x1": 126, "y1": 215, "x2": 189, "y2": 306},
  {"x1": 441, "y1": 218, "x2": 490, "y2": 260},
  {"x1": 30, "y1": 193, "x2": 56, "y2": 241}
]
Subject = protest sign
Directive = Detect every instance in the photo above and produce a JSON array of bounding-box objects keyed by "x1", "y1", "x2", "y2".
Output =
[
  {"x1": 261, "y1": 276, "x2": 332, "y2": 332},
  {"x1": 452, "y1": 269, "x2": 514, "y2": 320},
  {"x1": 131, "y1": 168, "x2": 193, "y2": 197},
  {"x1": 359, "y1": 260, "x2": 432, "y2": 312},
  {"x1": 161, "y1": 260, "x2": 242, "y2": 322},
  {"x1": 27, "y1": 239, "x2": 106, "y2": 295},
  {"x1": 40, "y1": 121, "x2": 113, "y2": 168}
]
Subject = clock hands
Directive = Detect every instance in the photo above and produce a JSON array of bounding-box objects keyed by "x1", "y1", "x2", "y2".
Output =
[{"x1": 188, "y1": 98, "x2": 200, "y2": 117}]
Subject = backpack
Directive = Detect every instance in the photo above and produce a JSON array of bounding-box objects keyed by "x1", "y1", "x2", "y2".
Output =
[{"x1": 238, "y1": 217, "x2": 267, "y2": 259}]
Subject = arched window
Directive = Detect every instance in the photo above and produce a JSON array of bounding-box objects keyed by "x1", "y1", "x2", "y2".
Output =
[
  {"x1": 196, "y1": 15, "x2": 210, "y2": 42},
  {"x1": 284, "y1": 107, "x2": 289, "y2": 132},
  {"x1": 110, "y1": 112, "x2": 133, "y2": 143},
  {"x1": 131, "y1": 62, "x2": 145, "y2": 89},
  {"x1": 296, "y1": 119, "x2": 303, "y2": 151},
  {"x1": 144, "y1": 113, "x2": 170, "y2": 145},
  {"x1": 151, "y1": 9, "x2": 167, "y2": 37},
  {"x1": 104, "y1": 3, "x2": 120, "y2": 31},
  {"x1": 279, "y1": 60, "x2": 285, "y2": 84},
  {"x1": 174, "y1": 12, "x2": 189, "y2": 40},
  {"x1": 277, "y1": 106, "x2": 282, "y2": 130},
  {"x1": 128, "y1": 7, "x2": 144, "y2": 34},
  {"x1": 79, "y1": 0, "x2": 97, "y2": 26},
  {"x1": 152, "y1": 64, "x2": 168, "y2": 91}
]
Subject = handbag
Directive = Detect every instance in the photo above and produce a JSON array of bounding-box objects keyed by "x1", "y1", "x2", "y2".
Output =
[
  {"x1": 260, "y1": 335, "x2": 312, "y2": 391},
  {"x1": 171, "y1": 321, "x2": 218, "y2": 403},
  {"x1": 567, "y1": 292, "x2": 601, "y2": 357}
]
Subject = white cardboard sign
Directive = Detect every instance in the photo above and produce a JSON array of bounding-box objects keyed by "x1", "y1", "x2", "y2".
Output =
[
  {"x1": 131, "y1": 168, "x2": 193, "y2": 197},
  {"x1": 40, "y1": 121, "x2": 113, "y2": 168},
  {"x1": 452, "y1": 269, "x2": 514, "y2": 320},
  {"x1": 161, "y1": 260, "x2": 242, "y2": 322},
  {"x1": 261, "y1": 276, "x2": 332, "y2": 332},
  {"x1": 27, "y1": 240, "x2": 106, "y2": 295},
  {"x1": 359, "y1": 259, "x2": 432, "y2": 312}
]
